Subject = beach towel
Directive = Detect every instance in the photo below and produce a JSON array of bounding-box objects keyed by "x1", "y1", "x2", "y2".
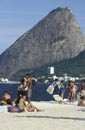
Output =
[{"x1": 53, "y1": 95, "x2": 63, "y2": 102}]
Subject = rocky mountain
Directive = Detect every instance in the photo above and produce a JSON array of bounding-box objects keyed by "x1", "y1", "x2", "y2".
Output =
[
  {"x1": 10, "y1": 49, "x2": 85, "y2": 81},
  {"x1": 0, "y1": 7, "x2": 85, "y2": 79}
]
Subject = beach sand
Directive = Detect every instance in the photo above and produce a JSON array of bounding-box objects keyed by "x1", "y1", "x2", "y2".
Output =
[{"x1": 0, "y1": 101, "x2": 85, "y2": 130}]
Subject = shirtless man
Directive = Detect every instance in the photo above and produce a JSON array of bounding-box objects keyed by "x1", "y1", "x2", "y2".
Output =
[{"x1": 24, "y1": 73, "x2": 37, "y2": 103}]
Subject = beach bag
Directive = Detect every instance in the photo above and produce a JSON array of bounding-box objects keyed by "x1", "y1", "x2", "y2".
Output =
[{"x1": 46, "y1": 84, "x2": 54, "y2": 95}]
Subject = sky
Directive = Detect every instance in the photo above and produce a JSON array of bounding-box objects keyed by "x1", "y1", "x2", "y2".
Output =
[{"x1": 0, "y1": 0, "x2": 85, "y2": 54}]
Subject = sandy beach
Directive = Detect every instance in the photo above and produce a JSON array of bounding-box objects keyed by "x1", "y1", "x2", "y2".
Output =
[{"x1": 0, "y1": 101, "x2": 85, "y2": 130}]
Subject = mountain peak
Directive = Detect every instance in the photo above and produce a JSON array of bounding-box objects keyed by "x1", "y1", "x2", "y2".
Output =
[
  {"x1": 0, "y1": 7, "x2": 85, "y2": 79},
  {"x1": 49, "y1": 7, "x2": 72, "y2": 14}
]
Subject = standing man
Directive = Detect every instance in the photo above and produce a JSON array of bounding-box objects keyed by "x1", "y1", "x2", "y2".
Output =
[{"x1": 25, "y1": 73, "x2": 37, "y2": 103}]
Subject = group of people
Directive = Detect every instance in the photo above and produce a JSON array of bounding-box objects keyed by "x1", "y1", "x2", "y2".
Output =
[
  {"x1": 18, "y1": 73, "x2": 36, "y2": 103},
  {"x1": 0, "y1": 73, "x2": 44, "y2": 112},
  {"x1": 51, "y1": 79, "x2": 85, "y2": 105},
  {"x1": 0, "y1": 74, "x2": 85, "y2": 112}
]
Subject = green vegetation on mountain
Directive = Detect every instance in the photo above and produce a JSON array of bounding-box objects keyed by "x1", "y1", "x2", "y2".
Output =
[{"x1": 11, "y1": 50, "x2": 85, "y2": 81}]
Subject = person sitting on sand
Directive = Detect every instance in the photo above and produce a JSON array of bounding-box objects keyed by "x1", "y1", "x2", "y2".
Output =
[
  {"x1": 16, "y1": 96, "x2": 43, "y2": 112},
  {"x1": 78, "y1": 96, "x2": 85, "y2": 107},
  {"x1": 78, "y1": 80, "x2": 85, "y2": 107},
  {"x1": 8, "y1": 96, "x2": 44, "y2": 112},
  {"x1": 1, "y1": 91, "x2": 12, "y2": 105}
]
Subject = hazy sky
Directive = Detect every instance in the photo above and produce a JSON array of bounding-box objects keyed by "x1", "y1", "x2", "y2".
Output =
[{"x1": 0, "y1": 0, "x2": 85, "y2": 54}]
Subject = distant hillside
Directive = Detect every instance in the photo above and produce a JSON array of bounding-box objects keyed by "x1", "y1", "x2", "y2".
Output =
[
  {"x1": 11, "y1": 50, "x2": 85, "y2": 81},
  {"x1": 53, "y1": 49, "x2": 85, "y2": 76},
  {"x1": 0, "y1": 7, "x2": 85, "y2": 79}
]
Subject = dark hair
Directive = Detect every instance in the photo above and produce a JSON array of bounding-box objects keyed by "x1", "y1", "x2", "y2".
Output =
[
  {"x1": 15, "y1": 96, "x2": 22, "y2": 105},
  {"x1": 61, "y1": 80, "x2": 64, "y2": 83},
  {"x1": 21, "y1": 78, "x2": 26, "y2": 84},
  {"x1": 55, "y1": 79, "x2": 58, "y2": 81},
  {"x1": 25, "y1": 73, "x2": 31, "y2": 77},
  {"x1": 80, "y1": 96, "x2": 85, "y2": 100}
]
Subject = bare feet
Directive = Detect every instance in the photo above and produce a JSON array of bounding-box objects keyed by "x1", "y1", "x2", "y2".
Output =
[{"x1": 36, "y1": 109, "x2": 44, "y2": 112}]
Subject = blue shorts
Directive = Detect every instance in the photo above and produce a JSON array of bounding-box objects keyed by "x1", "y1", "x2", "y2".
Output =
[
  {"x1": 60, "y1": 88, "x2": 65, "y2": 93},
  {"x1": 7, "y1": 106, "x2": 21, "y2": 112}
]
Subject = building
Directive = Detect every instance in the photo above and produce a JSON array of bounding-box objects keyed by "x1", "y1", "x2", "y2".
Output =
[{"x1": 48, "y1": 67, "x2": 54, "y2": 75}]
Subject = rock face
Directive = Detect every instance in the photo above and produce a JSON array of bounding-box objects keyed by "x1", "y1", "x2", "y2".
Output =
[{"x1": 0, "y1": 7, "x2": 85, "y2": 78}]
